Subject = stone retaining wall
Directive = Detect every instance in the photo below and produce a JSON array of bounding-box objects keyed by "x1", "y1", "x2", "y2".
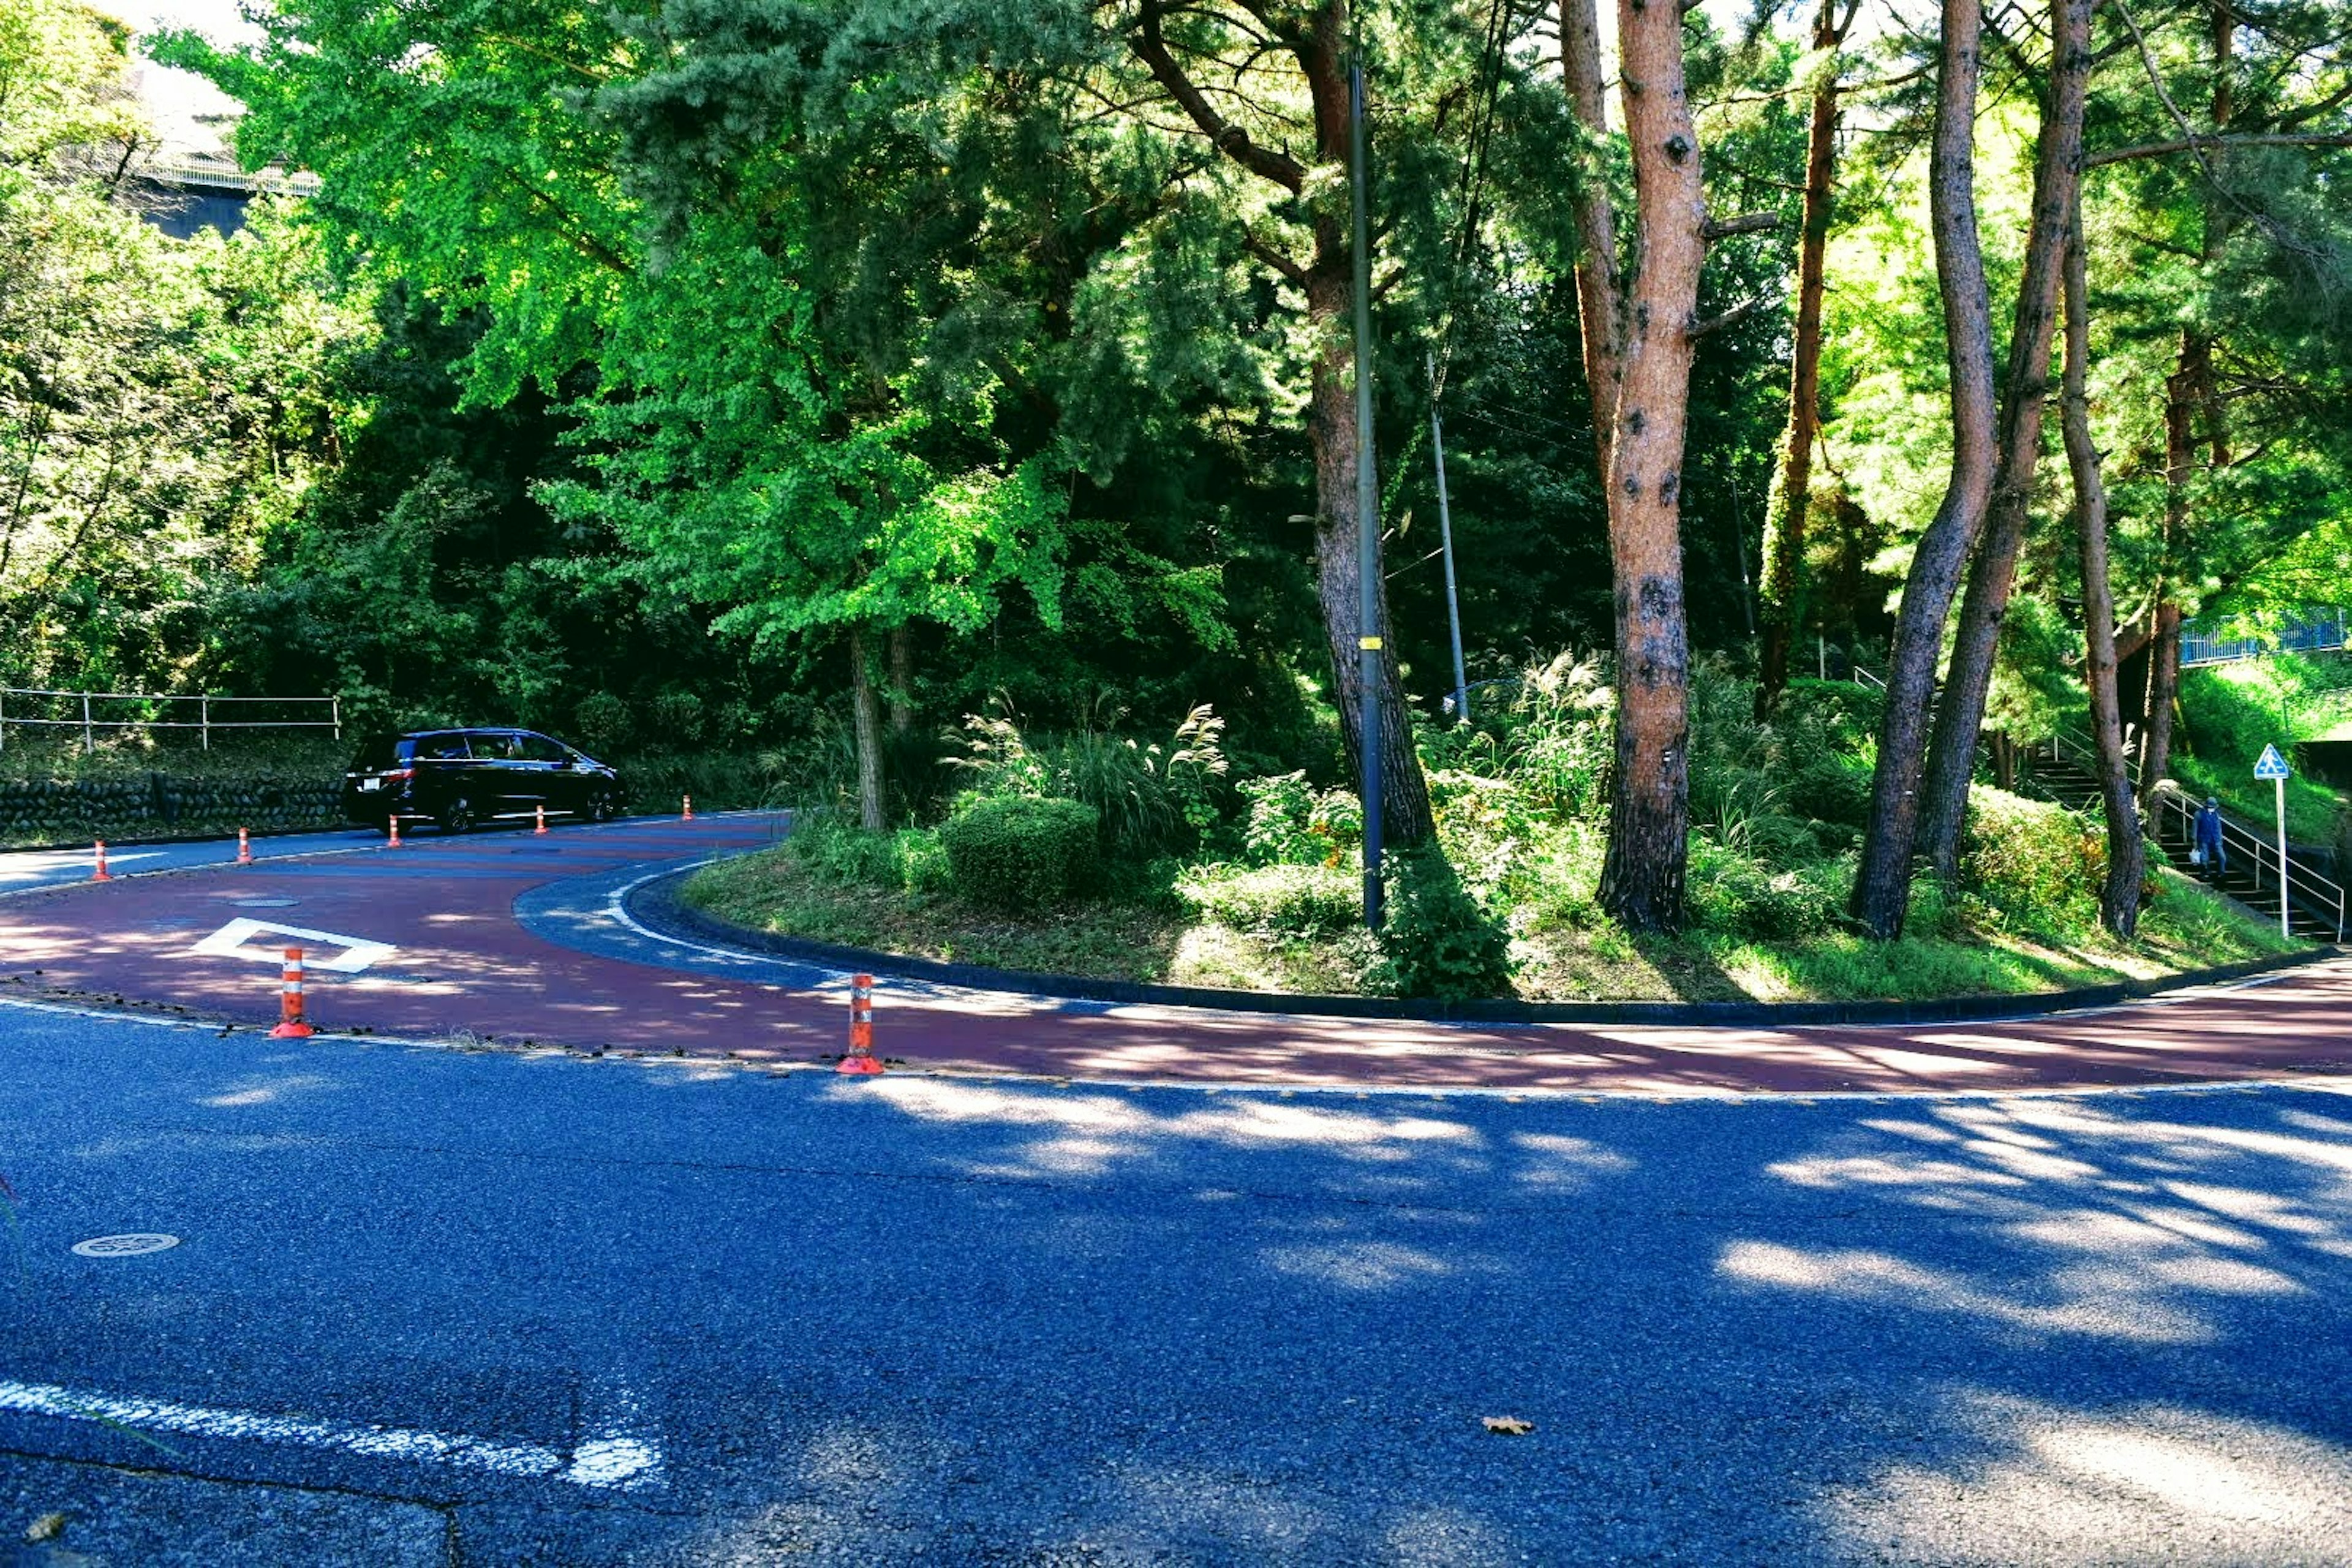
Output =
[{"x1": 0, "y1": 775, "x2": 342, "y2": 847}]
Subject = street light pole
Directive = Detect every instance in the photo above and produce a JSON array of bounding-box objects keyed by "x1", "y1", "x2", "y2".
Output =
[{"x1": 1351, "y1": 46, "x2": 1384, "y2": 930}]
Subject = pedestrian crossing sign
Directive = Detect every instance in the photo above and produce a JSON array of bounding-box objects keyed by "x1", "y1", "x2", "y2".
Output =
[{"x1": 2253, "y1": 744, "x2": 2291, "y2": 780}]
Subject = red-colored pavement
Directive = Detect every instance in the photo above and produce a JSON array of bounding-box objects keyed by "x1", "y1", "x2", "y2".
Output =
[{"x1": 4, "y1": 819, "x2": 2351, "y2": 1095}]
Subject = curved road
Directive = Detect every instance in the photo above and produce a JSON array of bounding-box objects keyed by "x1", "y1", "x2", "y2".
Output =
[
  {"x1": 2, "y1": 816, "x2": 2350, "y2": 1094},
  {"x1": 5, "y1": 824, "x2": 2352, "y2": 1564}
]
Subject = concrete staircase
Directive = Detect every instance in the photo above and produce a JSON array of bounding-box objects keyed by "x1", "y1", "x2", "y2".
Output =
[{"x1": 2015, "y1": 742, "x2": 2346, "y2": 943}]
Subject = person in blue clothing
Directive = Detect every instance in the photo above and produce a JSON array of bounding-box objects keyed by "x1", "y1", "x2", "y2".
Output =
[{"x1": 2194, "y1": 796, "x2": 2227, "y2": 879}]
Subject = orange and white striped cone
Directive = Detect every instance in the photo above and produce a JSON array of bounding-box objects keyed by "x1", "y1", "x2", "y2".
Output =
[
  {"x1": 837, "y1": 973, "x2": 883, "y2": 1075},
  {"x1": 270, "y1": 947, "x2": 315, "y2": 1039},
  {"x1": 535, "y1": 803, "x2": 549, "y2": 835},
  {"x1": 90, "y1": 840, "x2": 111, "y2": 883},
  {"x1": 681, "y1": 794, "x2": 694, "y2": 822},
  {"x1": 236, "y1": 826, "x2": 254, "y2": 865},
  {"x1": 386, "y1": 814, "x2": 402, "y2": 848}
]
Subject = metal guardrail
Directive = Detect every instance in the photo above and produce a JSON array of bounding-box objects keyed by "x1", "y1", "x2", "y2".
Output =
[{"x1": 0, "y1": 688, "x2": 341, "y2": 754}]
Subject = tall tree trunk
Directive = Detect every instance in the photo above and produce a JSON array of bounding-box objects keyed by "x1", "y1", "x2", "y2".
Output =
[
  {"x1": 1559, "y1": 0, "x2": 1624, "y2": 471},
  {"x1": 887, "y1": 625, "x2": 914, "y2": 734},
  {"x1": 1594, "y1": 0, "x2": 1707, "y2": 930},
  {"x1": 1917, "y1": 0, "x2": 2092, "y2": 878},
  {"x1": 1126, "y1": 0, "x2": 1432, "y2": 849},
  {"x1": 848, "y1": 624, "x2": 884, "y2": 832},
  {"x1": 1307, "y1": 266, "x2": 1436, "y2": 847},
  {"x1": 2052, "y1": 3, "x2": 2140, "y2": 937},
  {"x1": 1755, "y1": 0, "x2": 1846, "y2": 719},
  {"x1": 2141, "y1": 2, "x2": 2234, "y2": 804},
  {"x1": 1849, "y1": 0, "x2": 2002, "y2": 938},
  {"x1": 2139, "y1": 344, "x2": 2198, "y2": 801}
]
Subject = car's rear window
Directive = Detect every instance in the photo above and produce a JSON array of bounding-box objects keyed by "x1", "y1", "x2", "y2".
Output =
[{"x1": 347, "y1": 734, "x2": 413, "y2": 771}]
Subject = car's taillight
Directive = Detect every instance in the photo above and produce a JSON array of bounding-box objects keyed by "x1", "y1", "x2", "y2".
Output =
[{"x1": 381, "y1": 767, "x2": 413, "y2": 783}]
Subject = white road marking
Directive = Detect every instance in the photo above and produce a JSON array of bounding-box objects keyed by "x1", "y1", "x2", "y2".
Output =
[
  {"x1": 0, "y1": 1376, "x2": 662, "y2": 1490},
  {"x1": 190, "y1": 918, "x2": 397, "y2": 974}
]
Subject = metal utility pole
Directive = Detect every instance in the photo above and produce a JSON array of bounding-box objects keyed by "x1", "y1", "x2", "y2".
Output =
[
  {"x1": 1426, "y1": 353, "x2": 1470, "y2": 726},
  {"x1": 1351, "y1": 47, "x2": 1383, "y2": 930}
]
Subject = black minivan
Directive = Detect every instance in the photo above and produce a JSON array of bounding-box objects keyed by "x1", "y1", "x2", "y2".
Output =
[{"x1": 342, "y1": 729, "x2": 625, "y2": 834}]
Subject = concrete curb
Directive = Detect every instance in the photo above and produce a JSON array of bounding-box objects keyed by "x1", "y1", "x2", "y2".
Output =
[{"x1": 627, "y1": 867, "x2": 2336, "y2": 1027}]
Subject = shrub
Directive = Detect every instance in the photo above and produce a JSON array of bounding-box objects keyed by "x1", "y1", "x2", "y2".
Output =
[
  {"x1": 1363, "y1": 847, "x2": 1514, "y2": 1000},
  {"x1": 940, "y1": 795, "x2": 1101, "y2": 913},
  {"x1": 573, "y1": 692, "x2": 634, "y2": 753},
  {"x1": 1238, "y1": 772, "x2": 1362, "y2": 867},
  {"x1": 1961, "y1": 786, "x2": 2101, "y2": 934},
  {"x1": 649, "y1": 690, "x2": 706, "y2": 744},
  {"x1": 786, "y1": 813, "x2": 954, "y2": 896},
  {"x1": 1687, "y1": 837, "x2": 1842, "y2": 940},
  {"x1": 1178, "y1": 862, "x2": 1362, "y2": 938}
]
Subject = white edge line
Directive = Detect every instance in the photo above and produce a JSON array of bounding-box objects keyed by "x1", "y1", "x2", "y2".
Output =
[{"x1": 0, "y1": 1377, "x2": 661, "y2": 1491}]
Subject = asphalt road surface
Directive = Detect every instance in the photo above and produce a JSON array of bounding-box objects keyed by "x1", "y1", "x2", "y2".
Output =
[
  {"x1": 2, "y1": 1003, "x2": 2350, "y2": 1564},
  {"x1": 5, "y1": 824, "x2": 2352, "y2": 1563},
  {"x1": 6, "y1": 816, "x2": 2352, "y2": 1093}
]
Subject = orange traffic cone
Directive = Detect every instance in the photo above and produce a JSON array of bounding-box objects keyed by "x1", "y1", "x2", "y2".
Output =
[
  {"x1": 269, "y1": 947, "x2": 314, "y2": 1039},
  {"x1": 681, "y1": 794, "x2": 694, "y2": 821},
  {"x1": 386, "y1": 814, "x2": 403, "y2": 848},
  {"x1": 91, "y1": 840, "x2": 111, "y2": 882},
  {"x1": 837, "y1": 973, "x2": 883, "y2": 1076},
  {"x1": 236, "y1": 826, "x2": 253, "y2": 865},
  {"x1": 534, "y1": 803, "x2": 549, "y2": 835}
]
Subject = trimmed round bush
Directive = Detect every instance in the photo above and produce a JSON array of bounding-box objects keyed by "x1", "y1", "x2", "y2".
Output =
[
  {"x1": 941, "y1": 796, "x2": 1101, "y2": 913},
  {"x1": 1962, "y1": 786, "x2": 2102, "y2": 933}
]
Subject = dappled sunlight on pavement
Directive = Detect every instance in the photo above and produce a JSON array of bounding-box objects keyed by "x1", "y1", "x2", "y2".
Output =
[{"x1": 1820, "y1": 1393, "x2": 2352, "y2": 1566}]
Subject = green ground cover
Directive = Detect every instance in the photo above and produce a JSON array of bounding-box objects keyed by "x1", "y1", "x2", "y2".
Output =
[
  {"x1": 681, "y1": 662, "x2": 2298, "y2": 1003},
  {"x1": 2174, "y1": 657, "x2": 2352, "y2": 844}
]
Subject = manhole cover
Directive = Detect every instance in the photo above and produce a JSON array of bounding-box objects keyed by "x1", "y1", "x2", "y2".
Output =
[
  {"x1": 232, "y1": 899, "x2": 298, "y2": 908},
  {"x1": 70, "y1": 1234, "x2": 180, "y2": 1257}
]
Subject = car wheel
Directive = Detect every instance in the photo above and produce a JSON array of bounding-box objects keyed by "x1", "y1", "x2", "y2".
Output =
[
  {"x1": 439, "y1": 797, "x2": 477, "y2": 835},
  {"x1": 588, "y1": 791, "x2": 617, "y2": 823}
]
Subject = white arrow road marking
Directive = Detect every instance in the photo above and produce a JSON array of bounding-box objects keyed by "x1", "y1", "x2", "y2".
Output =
[
  {"x1": 0, "y1": 1377, "x2": 662, "y2": 1490},
  {"x1": 190, "y1": 918, "x2": 397, "y2": 974}
]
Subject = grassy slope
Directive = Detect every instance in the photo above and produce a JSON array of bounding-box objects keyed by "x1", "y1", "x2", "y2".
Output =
[{"x1": 682, "y1": 851, "x2": 2297, "y2": 1003}]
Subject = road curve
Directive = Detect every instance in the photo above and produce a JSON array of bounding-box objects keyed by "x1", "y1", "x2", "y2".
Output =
[{"x1": 3, "y1": 816, "x2": 2350, "y2": 1095}]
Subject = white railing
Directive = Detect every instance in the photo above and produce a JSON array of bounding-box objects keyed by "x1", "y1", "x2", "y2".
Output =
[{"x1": 0, "y1": 688, "x2": 341, "y2": 754}]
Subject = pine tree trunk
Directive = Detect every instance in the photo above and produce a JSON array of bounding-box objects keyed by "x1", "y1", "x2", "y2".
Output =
[
  {"x1": 1849, "y1": 0, "x2": 2002, "y2": 938},
  {"x1": 1124, "y1": 1, "x2": 1433, "y2": 850},
  {"x1": 2053, "y1": 0, "x2": 2140, "y2": 937},
  {"x1": 2141, "y1": 601, "x2": 2183, "y2": 800},
  {"x1": 1917, "y1": 0, "x2": 2090, "y2": 878},
  {"x1": 1307, "y1": 268, "x2": 1435, "y2": 848},
  {"x1": 848, "y1": 624, "x2": 885, "y2": 832},
  {"x1": 1594, "y1": 0, "x2": 1706, "y2": 931},
  {"x1": 887, "y1": 625, "x2": 913, "y2": 734},
  {"x1": 1559, "y1": 0, "x2": 1624, "y2": 471},
  {"x1": 1755, "y1": 0, "x2": 1844, "y2": 719}
]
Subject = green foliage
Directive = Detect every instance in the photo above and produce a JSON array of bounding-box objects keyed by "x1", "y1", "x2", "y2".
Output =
[
  {"x1": 785, "y1": 812, "x2": 951, "y2": 897},
  {"x1": 1177, "y1": 862, "x2": 1362, "y2": 941},
  {"x1": 1363, "y1": 847, "x2": 1515, "y2": 1001},
  {"x1": 1960, "y1": 787, "x2": 2103, "y2": 936},
  {"x1": 1238, "y1": 772, "x2": 1363, "y2": 867},
  {"x1": 1687, "y1": 839, "x2": 1845, "y2": 940},
  {"x1": 573, "y1": 693, "x2": 634, "y2": 753},
  {"x1": 2174, "y1": 662, "x2": 2346, "y2": 842},
  {"x1": 940, "y1": 795, "x2": 1101, "y2": 914}
]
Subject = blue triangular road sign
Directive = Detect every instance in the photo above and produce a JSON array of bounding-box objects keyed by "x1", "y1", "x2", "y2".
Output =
[{"x1": 2253, "y1": 744, "x2": 2291, "y2": 780}]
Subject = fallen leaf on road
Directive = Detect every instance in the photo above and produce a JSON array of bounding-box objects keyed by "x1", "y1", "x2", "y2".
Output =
[
  {"x1": 26, "y1": 1513, "x2": 66, "y2": 1543},
  {"x1": 1482, "y1": 1417, "x2": 1534, "y2": 1436}
]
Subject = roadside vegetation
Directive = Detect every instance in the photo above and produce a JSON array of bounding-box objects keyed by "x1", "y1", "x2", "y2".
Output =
[{"x1": 684, "y1": 658, "x2": 2296, "y2": 1003}]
